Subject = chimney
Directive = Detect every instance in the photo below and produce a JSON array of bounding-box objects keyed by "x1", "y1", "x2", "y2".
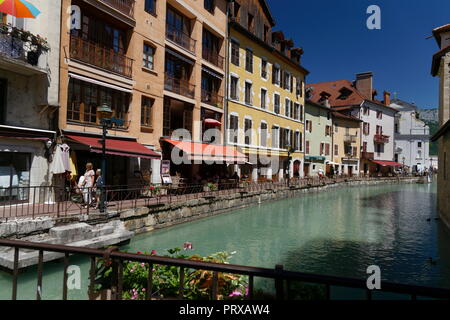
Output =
[
  {"x1": 383, "y1": 91, "x2": 391, "y2": 106},
  {"x1": 355, "y1": 72, "x2": 373, "y2": 101}
]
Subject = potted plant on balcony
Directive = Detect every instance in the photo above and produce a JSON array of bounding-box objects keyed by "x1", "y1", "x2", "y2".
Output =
[{"x1": 27, "y1": 34, "x2": 50, "y2": 66}]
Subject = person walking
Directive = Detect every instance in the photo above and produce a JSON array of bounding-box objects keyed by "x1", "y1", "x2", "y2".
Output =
[
  {"x1": 94, "y1": 169, "x2": 104, "y2": 209},
  {"x1": 81, "y1": 163, "x2": 95, "y2": 208}
]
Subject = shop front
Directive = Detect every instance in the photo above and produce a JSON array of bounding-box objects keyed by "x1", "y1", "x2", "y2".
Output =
[
  {"x1": 369, "y1": 160, "x2": 403, "y2": 176},
  {"x1": 304, "y1": 155, "x2": 326, "y2": 177}
]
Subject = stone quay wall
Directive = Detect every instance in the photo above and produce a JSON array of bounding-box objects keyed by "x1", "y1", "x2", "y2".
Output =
[{"x1": 0, "y1": 177, "x2": 421, "y2": 239}]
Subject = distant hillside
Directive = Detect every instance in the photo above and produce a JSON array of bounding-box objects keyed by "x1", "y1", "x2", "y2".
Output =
[
  {"x1": 417, "y1": 109, "x2": 439, "y2": 123},
  {"x1": 416, "y1": 108, "x2": 439, "y2": 156}
]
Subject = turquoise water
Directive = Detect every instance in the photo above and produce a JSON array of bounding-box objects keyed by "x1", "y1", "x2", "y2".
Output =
[{"x1": 1, "y1": 182, "x2": 449, "y2": 299}]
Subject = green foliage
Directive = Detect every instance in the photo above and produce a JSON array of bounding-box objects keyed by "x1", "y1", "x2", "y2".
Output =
[{"x1": 94, "y1": 248, "x2": 248, "y2": 300}]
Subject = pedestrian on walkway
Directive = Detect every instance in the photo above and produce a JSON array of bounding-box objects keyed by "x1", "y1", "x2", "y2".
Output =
[{"x1": 81, "y1": 163, "x2": 95, "y2": 208}]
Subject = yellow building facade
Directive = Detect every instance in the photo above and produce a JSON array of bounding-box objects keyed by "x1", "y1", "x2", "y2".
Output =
[{"x1": 227, "y1": 6, "x2": 308, "y2": 181}]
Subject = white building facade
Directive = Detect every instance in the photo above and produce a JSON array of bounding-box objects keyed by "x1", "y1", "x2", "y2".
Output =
[
  {"x1": 0, "y1": 1, "x2": 61, "y2": 196},
  {"x1": 390, "y1": 99, "x2": 431, "y2": 172}
]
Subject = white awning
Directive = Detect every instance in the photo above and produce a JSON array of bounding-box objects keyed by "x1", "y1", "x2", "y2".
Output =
[
  {"x1": 202, "y1": 67, "x2": 223, "y2": 79},
  {"x1": 68, "y1": 73, "x2": 133, "y2": 93}
]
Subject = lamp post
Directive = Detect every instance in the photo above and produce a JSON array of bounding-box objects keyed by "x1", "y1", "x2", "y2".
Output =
[
  {"x1": 96, "y1": 104, "x2": 124, "y2": 213},
  {"x1": 286, "y1": 145, "x2": 295, "y2": 187}
]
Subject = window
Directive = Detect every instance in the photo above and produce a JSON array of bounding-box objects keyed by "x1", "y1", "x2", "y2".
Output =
[
  {"x1": 334, "y1": 144, "x2": 339, "y2": 156},
  {"x1": 325, "y1": 125, "x2": 332, "y2": 136},
  {"x1": 305, "y1": 120, "x2": 312, "y2": 133},
  {"x1": 352, "y1": 146, "x2": 357, "y2": 157},
  {"x1": 418, "y1": 141, "x2": 422, "y2": 148},
  {"x1": 377, "y1": 110, "x2": 383, "y2": 119},
  {"x1": 244, "y1": 118, "x2": 252, "y2": 145},
  {"x1": 284, "y1": 72, "x2": 291, "y2": 91},
  {"x1": 305, "y1": 140, "x2": 310, "y2": 154},
  {"x1": 363, "y1": 122, "x2": 370, "y2": 135},
  {"x1": 245, "y1": 82, "x2": 252, "y2": 105},
  {"x1": 363, "y1": 142, "x2": 367, "y2": 153},
  {"x1": 320, "y1": 143, "x2": 324, "y2": 156},
  {"x1": 272, "y1": 126, "x2": 279, "y2": 148},
  {"x1": 294, "y1": 103, "x2": 300, "y2": 120},
  {"x1": 261, "y1": 59, "x2": 268, "y2": 79},
  {"x1": 394, "y1": 123, "x2": 399, "y2": 133},
  {"x1": 363, "y1": 107, "x2": 370, "y2": 116},
  {"x1": 231, "y1": 40, "x2": 240, "y2": 66},
  {"x1": 294, "y1": 132, "x2": 302, "y2": 151},
  {"x1": 296, "y1": 78, "x2": 303, "y2": 97},
  {"x1": 0, "y1": 78, "x2": 6, "y2": 124},
  {"x1": 67, "y1": 78, "x2": 130, "y2": 125},
  {"x1": 261, "y1": 89, "x2": 267, "y2": 109},
  {"x1": 285, "y1": 99, "x2": 291, "y2": 117},
  {"x1": 245, "y1": 48, "x2": 253, "y2": 73},
  {"x1": 272, "y1": 65, "x2": 280, "y2": 85},
  {"x1": 263, "y1": 25, "x2": 270, "y2": 43},
  {"x1": 204, "y1": 0, "x2": 215, "y2": 13},
  {"x1": 299, "y1": 104, "x2": 304, "y2": 122},
  {"x1": 145, "y1": 0, "x2": 156, "y2": 15},
  {"x1": 274, "y1": 94, "x2": 280, "y2": 114},
  {"x1": 376, "y1": 125, "x2": 382, "y2": 135},
  {"x1": 143, "y1": 43, "x2": 155, "y2": 70},
  {"x1": 230, "y1": 76, "x2": 239, "y2": 100},
  {"x1": 325, "y1": 144, "x2": 330, "y2": 156},
  {"x1": 0, "y1": 153, "x2": 31, "y2": 197},
  {"x1": 260, "y1": 123, "x2": 268, "y2": 147},
  {"x1": 247, "y1": 13, "x2": 254, "y2": 33},
  {"x1": 141, "y1": 96, "x2": 154, "y2": 127},
  {"x1": 228, "y1": 115, "x2": 239, "y2": 144}
]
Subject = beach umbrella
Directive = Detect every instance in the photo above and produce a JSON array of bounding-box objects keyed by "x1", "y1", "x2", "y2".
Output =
[{"x1": 0, "y1": 0, "x2": 41, "y2": 18}]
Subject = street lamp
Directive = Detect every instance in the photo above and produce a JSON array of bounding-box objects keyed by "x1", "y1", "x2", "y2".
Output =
[
  {"x1": 286, "y1": 145, "x2": 295, "y2": 187},
  {"x1": 96, "y1": 103, "x2": 124, "y2": 213}
]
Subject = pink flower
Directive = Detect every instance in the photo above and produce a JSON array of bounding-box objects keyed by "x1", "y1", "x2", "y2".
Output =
[
  {"x1": 142, "y1": 288, "x2": 146, "y2": 292},
  {"x1": 141, "y1": 263, "x2": 145, "y2": 267},
  {"x1": 130, "y1": 269, "x2": 135, "y2": 273},
  {"x1": 229, "y1": 291, "x2": 243, "y2": 297},
  {"x1": 137, "y1": 251, "x2": 142, "y2": 254},
  {"x1": 151, "y1": 250, "x2": 157, "y2": 255}
]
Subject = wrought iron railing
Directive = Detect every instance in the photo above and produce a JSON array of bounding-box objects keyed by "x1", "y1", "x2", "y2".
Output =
[
  {"x1": 0, "y1": 176, "x2": 419, "y2": 220},
  {"x1": 0, "y1": 238, "x2": 448, "y2": 300},
  {"x1": 164, "y1": 73, "x2": 195, "y2": 98},
  {"x1": 166, "y1": 24, "x2": 196, "y2": 54},
  {"x1": 202, "y1": 47, "x2": 224, "y2": 69},
  {"x1": 99, "y1": 0, "x2": 135, "y2": 18},
  {"x1": 69, "y1": 35, "x2": 133, "y2": 78},
  {"x1": 201, "y1": 89, "x2": 223, "y2": 108},
  {"x1": 0, "y1": 25, "x2": 48, "y2": 69}
]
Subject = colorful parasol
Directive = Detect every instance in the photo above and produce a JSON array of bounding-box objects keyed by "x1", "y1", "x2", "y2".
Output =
[{"x1": 0, "y1": 0, "x2": 41, "y2": 18}]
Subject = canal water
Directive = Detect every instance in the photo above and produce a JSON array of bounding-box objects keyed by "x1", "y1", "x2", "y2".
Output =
[{"x1": 0, "y1": 182, "x2": 449, "y2": 299}]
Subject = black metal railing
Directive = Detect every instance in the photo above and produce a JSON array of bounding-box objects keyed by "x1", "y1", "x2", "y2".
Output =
[
  {"x1": 164, "y1": 73, "x2": 195, "y2": 98},
  {"x1": 202, "y1": 47, "x2": 224, "y2": 69},
  {"x1": 0, "y1": 176, "x2": 419, "y2": 220},
  {"x1": 166, "y1": 24, "x2": 196, "y2": 54},
  {"x1": 201, "y1": 88, "x2": 223, "y2": 107},
  {"x1": 0, "y1": 238, "x2": 448, "y2": 300},
  {"x1": 99, "y1": 0, "x2": 135, "y2": 17}
]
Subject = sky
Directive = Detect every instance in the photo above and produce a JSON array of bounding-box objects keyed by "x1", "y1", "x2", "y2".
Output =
[{"x1": 267, "y1": 0, "x2": 450, "y2": 109}]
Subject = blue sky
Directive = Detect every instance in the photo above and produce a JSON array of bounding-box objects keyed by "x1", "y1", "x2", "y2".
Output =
[{"x1": 268, "y1": 0, "x2": 450, "y2": 109}]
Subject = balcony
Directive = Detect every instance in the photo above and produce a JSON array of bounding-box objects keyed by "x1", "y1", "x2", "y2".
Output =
[
  {"x1": 166, "y1": 25, "x2": 196, "y2": 54},
  {"x1": 202, "y1": 47, "x2": 224, "y2": 69},
  {"x1": 0, "y1": 24, "x2": 48, "y2": 74},
  {"x1": 201, "y1": 89, "x2": 223, "y2": 108},
  {"x1": 344, "y1": 134, "x2": 357, "y2": 143},
  {"x1": 99, "y1": 0, "x2": 135, "y2": 17},
  {"x1": 361, "y1": 152, "x2": 375, "y2": 160},
  {"x1": 374, "y1": 134, "x2": 390, "y2": 144},
  {"x1": 164, "y1": 73, "x2": 195, "y2": 99},
  {"x1": 70, "y1": 35, "x2": 133, "y2": 78}
]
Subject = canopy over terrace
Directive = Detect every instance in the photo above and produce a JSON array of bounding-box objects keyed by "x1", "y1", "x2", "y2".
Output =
[
  {"x1": 65, "y1": 135, "x2": 160, "y2": 159},
  {"x1": 161, "y1": 138, "x2": 247, "y2": 164},
  {"x1": 371, "y1": 160, "x2": 403, "y2": 168}
]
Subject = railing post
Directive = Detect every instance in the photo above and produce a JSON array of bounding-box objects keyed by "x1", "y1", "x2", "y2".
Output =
[
  {"x1": 275, "y1": 264, "x2": 284, "y2": 300},
  {"x1": 12, "y1": 247, "x2": 19, "y2": 300},
  {"x1": 36, "y1": 250, "x2": 44, "y2": 300}
]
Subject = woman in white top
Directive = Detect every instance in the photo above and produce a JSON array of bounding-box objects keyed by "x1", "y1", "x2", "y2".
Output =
[{"x1": 82, "y1": 162, "x2": 95, "y2": 207}]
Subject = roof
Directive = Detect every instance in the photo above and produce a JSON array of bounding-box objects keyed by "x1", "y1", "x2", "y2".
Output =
[
  {"x1": 307, "y1": 80, "x2": 398, "y2": 112},
  {"x1": 307, "y1": 80, "x2": 365, "y2": 107},
  {"x1": 431, "y1": 44, "x2": 450, "y2": 76},
  {"x1": 258, "y1": 0, "x2": 276, "y2": 27},
  {"x1": 431, "y1": 119, "x2": 450, "y2": 142},
  {"x1": 331, "y1": 111, "x2": 362, "y2": 122},
  {"x1": 432, "y1": 24, "x2": 450, "y2": 46}
]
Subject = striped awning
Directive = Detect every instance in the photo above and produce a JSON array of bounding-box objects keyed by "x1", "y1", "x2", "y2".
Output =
[{"x1": 201, "y1": 66, "x2": 223, "y2": 79}]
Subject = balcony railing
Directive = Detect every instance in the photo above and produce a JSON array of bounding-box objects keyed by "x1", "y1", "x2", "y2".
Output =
[
  {"x1": 70, "y1": 35, "x2": 133, "y2": 78},
  {"x1": 164, "y1": 73, "x2": 195, "y2": 99},
  {"x1": 361, "y1": 152, "x2": 375, "y2": 160},
  {"x1": 202, "y1": 47, "x2": 224, "y2": 69},
  {"x1": 201, "y1": 89, "x2": 223, "y2": 108},
  {"x1": 99, "y1": 0, "x2": 135, "y2": 18},
  {"x1": 344, "y1": 134, "x2": 357, "y2": 143},
  {"x1": 0, "y1": 24, "x2": 48, "y2": 70},
  {"x1": 374, "y1": 134, "x2": 390, "y2": 144},
  {"x1": 166, "y1": 24, "x2": 196, "y2": 54}
]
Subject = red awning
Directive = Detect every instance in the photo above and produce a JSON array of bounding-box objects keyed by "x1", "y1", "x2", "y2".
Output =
[
  {"x1": 66, "y1": 135, "x2": 160, "y2": 159},
  {"x1": 203, "y1": 118, "x2": 222, "y2": 126},
  {"x1": 162, "y1": 138, "x2": 247, "y2": 163},
  {"x1": 371, "y1": 160, "x2": 403, "y2": 167}
]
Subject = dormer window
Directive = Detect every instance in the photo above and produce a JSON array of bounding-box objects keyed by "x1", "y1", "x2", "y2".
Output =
[
  {"x1": 337, "y1": 87, "x2": 353, "y2": 100},
  {"x1": 247, "y1": 13, "x2": 254, "y2": 33}
]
